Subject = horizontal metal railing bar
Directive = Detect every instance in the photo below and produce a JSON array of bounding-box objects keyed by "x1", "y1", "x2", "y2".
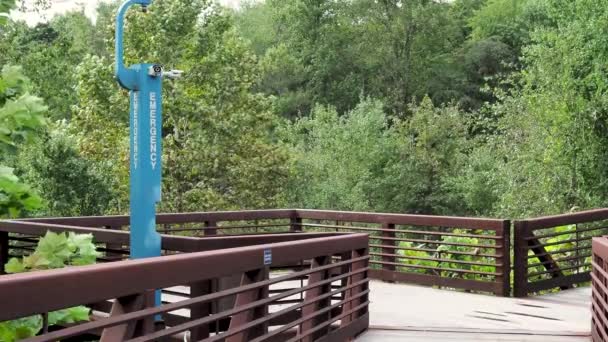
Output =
[
  {"x1": 523, "y1": 208, "x2": 608, "y2": 230},
  {"x1": 527, "y1": 236, "x2": 592, "y2": 250},
  {"x1": 19, "y1": 263, "x2": 369, "y2": 341},
  {"x1": 591, "y1": 272, "x2": 608, "y2": 298},
  {"x1": 525, "y1": 245, "x2": 591, "y2": 259},
  {"x1": 157, "y1": 225, "x2": 291, "y2": 234},
  {"x1": 6, "y1": 246, "x2": 35, "y2": 251},
  {"x1": 272, "y1": 299, "x2": 304, "y2": 305},
  {"x1": 527, "y1": 263, "x2": 591, "y2": 278},
  {"x1": 527, "y1": 272, "x2": 590, "y2": 293},
  {"x1": 369, "y1": 252, "x2": 500, "y2": 267},
  {"x1": 295, "y1": 209, "x2": 507, "y2": 231},
  {"x1": 592, "y1": 291, "x2": 608, "y2": 319},
  {"x1": 592, "y1": 301, "x2": 608, "y2": 341},
  {"x1": 591, "y1": 260, "x2": 608, "y2": 282},
  {"x1": 374, "y1": 260, "x2": 500, "y2": 276},
  {"x1": 368, "y1": 244, "x2": 502, "y2": 258},
  {"x1": 96, "y1": 248, "x2": 130, "y2": 255},
  {"x1": 370, "y1": 269, "x2": 500, "y2": 293},
  {"x1": 525, "y1": 225, "x2": 608, "y2": 241},
  {"x1": 592, "y1": 298, "x2": 608, "y2": 327},
  {"x1": 20, "y1": 209, "x2": 298, "y2": 227},
  {"x1": 17, "y1": 209, "x2": 509, "y2": 233},
  {"x1": 8, "y1": 254, "x2": 28, "y2": 258},
  {"x1": 527, "y1": 254, "x2": 592, "y2": 269},
  {"x1": 369, "y1": 235, "x2": 500, "y2": 249},
  {"x1": 298, "y1": 223, "x2": 501, "y2": 240},
  {"x1": 7, "y1": 236, "x2": 38, "y2": 242},
  {"x1": 0, "y1": 234, "x2": 368, "y2": 320},
  {"x1": 1, "y1": 221, "x2": 155, "y2": 247},
  {"x1": 592, "y1": 308, "x2": 608, "y2": 341}
]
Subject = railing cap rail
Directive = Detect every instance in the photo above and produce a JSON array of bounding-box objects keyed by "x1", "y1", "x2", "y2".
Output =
[
  {"x1": 294, "y1": 209, "x2": 508, "y2": 231},
  {"x1": 18, "y1": 209, "x2": 298, "y2": 227},
  {"x1": 14, "y1": 208, "x2": 510, "y2": 231},
  {"x1": 0, "y1": 220, "x2": 348, "y2": 252},
  {"x1": 593, "y1": 236, "x2": 608, "y2": 260},
  {"x1": 518, "y1": 208, "x2": 608, "y2": 230}
]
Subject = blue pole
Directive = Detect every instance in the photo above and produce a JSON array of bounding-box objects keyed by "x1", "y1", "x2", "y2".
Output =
[{"x1": 115, "y1": 0, "x2": 181, "y2": 313}]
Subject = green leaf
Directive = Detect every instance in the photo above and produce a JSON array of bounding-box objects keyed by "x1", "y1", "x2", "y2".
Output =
[
  {"x1": 4, "y1": 257, "x2": 24, "y2": 273},
  {"x1": 0, "y1": 316, "x2": 42, "y2": 341},
  {"x1": 21, "y1": 253, "x2": 51, "y2": 270},
  {"x1": 35, "y1": 231, "x2": 71, "y2": 268},
  {"x1": 65, "y1": 306, "x2": 91, "y2": 323},
  {"x1": 47, "y1": 310, "x2": 68, "y2": 326},
  {"x1": 48, "y1": 306, "x2": 90, "y2": 325}
]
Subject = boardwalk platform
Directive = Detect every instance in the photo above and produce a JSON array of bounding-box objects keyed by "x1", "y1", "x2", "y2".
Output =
[{"x1": 360, "y1": 281, "x2": 591, "y2": 341}]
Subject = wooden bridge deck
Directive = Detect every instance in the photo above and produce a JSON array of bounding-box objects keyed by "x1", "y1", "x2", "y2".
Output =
[{"x1": 359, "y1": 281, "x2": 592, "y2": 341}]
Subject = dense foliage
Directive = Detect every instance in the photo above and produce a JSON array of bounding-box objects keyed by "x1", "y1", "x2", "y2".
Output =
[{"x1": 0, "y1": 0, "x2": 606, "y2": 219}]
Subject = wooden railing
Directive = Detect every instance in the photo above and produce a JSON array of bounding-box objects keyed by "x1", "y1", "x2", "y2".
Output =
[
  {"x1": 592, "y1": 236, "x2": 608, "y2": 342},
  {"x1": 514, "y1": 209, "x2": 608, "y2": 297},
  {"x1": 0, "y1": 218, "x2": 343, "y2": 268},
  {"x1": 293, "y1": 210, "x2": 510, "y2": 296},
  {"x1": 12, "y1": 208, "x2": 608, "y2": 299},
  {"x1": 0, "y1": 231, "x2": 370, "y2": 341},
  {"x1": 12, "y1": 209, "x2": 512, "y2": 296},
  {"x1": 23, "y1": 210, "x2": 297, "y2": 236}
]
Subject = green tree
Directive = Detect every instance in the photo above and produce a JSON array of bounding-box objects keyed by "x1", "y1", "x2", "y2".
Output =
[
  {"x1": 72, "y1": 0, "x2": 290, "y2": 213},
  {"x1": 0, "y1": 0, "x2": 15, "y2": 26},
  {"x1": 282, "y1": 98, "x2": 394, "y2": 211},
  {"x1": 380, "y1": 98, "x2": 470, "y2": 215},
  {"x1": 233, "y1": 1, "x2": 276, "y2": 56},
  {"x1": 0, "y1": 1, "x2": 44, "y2": 218},
  {"x1": 260, "y1": 0, "x2": 469, "y2": 117},
  {"x1": 0, "y1": 65, "x2": 45, "y2": 218},
  {"x1": 283, "y1": 96, "x2": 470, "y2": 215},
  {"x1": 16, "y1": 124, "x2": 114, "y2": 216},
  {"x1": 1, "y1": 11, "x2": 97, "y2": 120}
]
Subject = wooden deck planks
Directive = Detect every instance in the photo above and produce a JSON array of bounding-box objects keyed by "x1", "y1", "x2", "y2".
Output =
[{"x1": 362, "y1": 280, "x2": 592, "y2": 341}]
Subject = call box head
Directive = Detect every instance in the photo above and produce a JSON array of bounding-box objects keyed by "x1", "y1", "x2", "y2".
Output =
[{"x1": 148, "y1": 64, "x2": 163, "y2": 77}]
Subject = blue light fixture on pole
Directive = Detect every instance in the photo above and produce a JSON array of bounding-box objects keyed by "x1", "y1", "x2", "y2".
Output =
[{"x1": 115, "y1": 0, "x2": 182, "y2": 308}]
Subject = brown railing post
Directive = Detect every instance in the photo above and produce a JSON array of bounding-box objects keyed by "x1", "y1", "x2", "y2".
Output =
[
  {"x1": 0, "y1": 231, "x2": 8, "y2": 275},
  {"x1": 190, "y1": 280, "x2": 213, "y2": 340},
  {"x1": 496, "y1": 220, "x2": 511, "y2": 296},
  {"x1": 300, "y1": 255, "x2": 331, "y2": 342},
  {"x1": 342, "y1": 247, "x2": 369, "y2": 330},
  {"x1": 591, "y1": 237, "x2": 608, "y2": 342},
  {"x1": 513, "y1": 220, "x2": 529, "y2": 297},
  {"x1": 104, "y1": 225, "x2": 123, "y2": 261},
  {"x1": 290, "y1": 216, "x2": 302, "y2": 233},
  {"x1": 100, "y1": 291, "x2": 154, "y2": 341},
  {"x1": 225, "y1": 267, "x2": 268, "y2": 342},
  {"x1": 204, "y1": 220, "x2": 217, "y2": 236},
  {"x1": 352, "y1": 248, "x2": 369, "y2": 319},
  {"x1": 381, "y1": 223, "x2": 396, "y2": 276}
]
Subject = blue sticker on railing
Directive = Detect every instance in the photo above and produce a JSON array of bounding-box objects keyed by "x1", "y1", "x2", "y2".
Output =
[{"x1": 264, "y1": 249, "x2": 272, "y2": 265}]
